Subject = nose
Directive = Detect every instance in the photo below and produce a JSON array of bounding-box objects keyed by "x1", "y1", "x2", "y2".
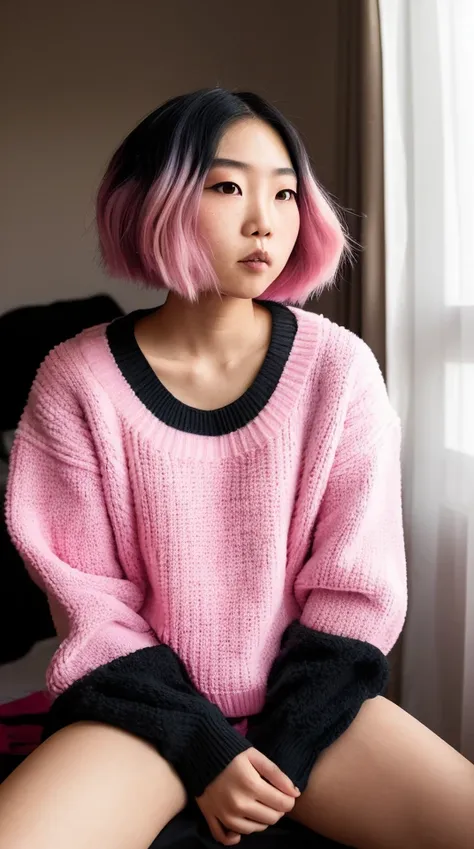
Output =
[{"x1": 242, "y1": 197, "x2": 273, "y2": 239}]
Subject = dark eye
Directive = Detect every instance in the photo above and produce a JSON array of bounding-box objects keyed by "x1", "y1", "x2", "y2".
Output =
[
  {"x1": 212, "y1": 182, "x2": 242, "y2": 195},
  {"x1": 276, "y1": 189, "x2": 297, "y2": 201}
]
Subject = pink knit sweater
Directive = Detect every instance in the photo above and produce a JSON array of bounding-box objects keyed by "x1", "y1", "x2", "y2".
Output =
[{"x1": 6, "y1": 302, "x2": 407, "y2": 725}]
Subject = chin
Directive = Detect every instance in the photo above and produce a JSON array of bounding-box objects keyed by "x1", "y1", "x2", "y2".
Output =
[{"x1": 219, "y1": 278, "x2": 274, "y2": 301}]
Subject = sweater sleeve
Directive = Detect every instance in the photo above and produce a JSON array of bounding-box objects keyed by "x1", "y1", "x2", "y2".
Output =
[
  {"x1": 5, "y1": 350, "x2": 251, "y2": 797},
  {"x1": 247, "y1": 340, "x2": 407, "y2": 791}
]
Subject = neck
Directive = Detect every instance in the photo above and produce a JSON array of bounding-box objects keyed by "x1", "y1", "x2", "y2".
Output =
[{"x1": 148, "y1": 292, "x2": 270, "y2": 365}]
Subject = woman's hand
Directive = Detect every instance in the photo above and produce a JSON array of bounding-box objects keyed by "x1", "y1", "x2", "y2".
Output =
[{"x1": 196, "y1": 747, "x2": 300, "y2": 845}]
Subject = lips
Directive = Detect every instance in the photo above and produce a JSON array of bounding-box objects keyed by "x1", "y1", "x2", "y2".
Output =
[{"x1": 240, "y1": 250, "x2": 271, "y2": 265}]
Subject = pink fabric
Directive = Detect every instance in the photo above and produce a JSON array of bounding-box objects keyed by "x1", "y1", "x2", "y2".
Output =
[
  {"x1": 0, "y1": 691, "x2": 51, "y2": 755},
  {"x1": 5, "y1": 307, "x2": 407, "y2": 716},
  {"x1": 0, "y1": 691, "x2": 51, "y2": 718}
]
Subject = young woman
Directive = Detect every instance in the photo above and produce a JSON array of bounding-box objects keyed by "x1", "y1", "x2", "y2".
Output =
[{"x1": 1, "y1": 88, "x2": 473, "y2": 849}]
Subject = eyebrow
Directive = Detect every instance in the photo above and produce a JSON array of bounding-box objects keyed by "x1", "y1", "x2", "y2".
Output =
[{"x1": 211, "y1": 158, "x2": 297, "y2": 179}]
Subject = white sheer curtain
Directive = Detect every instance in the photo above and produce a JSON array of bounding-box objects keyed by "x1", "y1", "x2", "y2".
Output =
[{"x1": 379, "y1": 0, "x2": 474, "y2": 761}]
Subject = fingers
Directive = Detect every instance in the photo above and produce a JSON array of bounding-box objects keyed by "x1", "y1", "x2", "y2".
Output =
[
  {"x1": 247, "y1": 749, "x2": 300, "y2": 798},
  {"x1": 254, "y1": 778, "x2": 298, "y2": 814},
  {"x1": 224, "y1": 832, "x2": 242, "y2": 845},
  {"x1": 241, "y1": 800, "x2": 285, "y2": 826},
  {"x1": 222, "y1": 817, "x2": 269, "y2": 836},
  {"x1": 208, "y1": 816, "x2": 241, "y2": 845}
]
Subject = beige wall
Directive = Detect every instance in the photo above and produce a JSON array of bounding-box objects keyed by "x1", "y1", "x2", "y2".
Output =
[{"x1": 1, "y1": 0, "x2": 340, "y2": 315}]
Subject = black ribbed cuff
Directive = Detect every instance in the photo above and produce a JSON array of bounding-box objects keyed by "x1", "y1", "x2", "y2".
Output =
[
  {"x1": 177, "y1": 716, "x2": 252, "y2": 798},
  {"x1": 246, "y1": 623, "x2": 390, "y2": 792},
  {"x1": 248, "y1": 698, "x2": 372, "y2": 792},
  {"x1": 41, "y1": 644, "x2": 253, "y2": 799}
]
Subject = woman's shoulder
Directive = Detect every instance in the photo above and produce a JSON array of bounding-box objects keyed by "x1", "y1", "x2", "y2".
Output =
[
  {"x1": 289, "y1": 305, "x2": 383, "y2": 391},
  {"x1": 28, "y1": 320, "x2": 113, "y2": 409},
  {"x1": 289, "y1": 308, "x2": 398, "y2": 458}
]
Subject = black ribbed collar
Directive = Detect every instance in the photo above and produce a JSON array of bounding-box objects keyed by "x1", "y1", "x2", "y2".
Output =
[{"x1": 106, "y1": 299, "x2": 297, "y2": 436}]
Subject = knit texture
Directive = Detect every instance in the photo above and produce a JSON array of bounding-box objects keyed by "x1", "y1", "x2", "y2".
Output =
[{"x1": 6, "y1": 300, "x2": 407, "y2": 787}]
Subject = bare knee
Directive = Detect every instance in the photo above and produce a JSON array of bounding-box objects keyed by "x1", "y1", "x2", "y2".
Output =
[{"x1": 0, "y1": 721, "x2": 187, "y2": 849}]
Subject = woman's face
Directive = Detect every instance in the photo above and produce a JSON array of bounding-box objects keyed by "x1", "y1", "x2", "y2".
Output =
[{"x1": 197, "y1": 118, "x2": 300, "y2": 299}]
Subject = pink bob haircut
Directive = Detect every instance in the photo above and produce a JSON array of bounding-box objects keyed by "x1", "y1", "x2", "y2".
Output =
[{"x1": 97, "y1": 88, "x2": 348, "y2": 306}]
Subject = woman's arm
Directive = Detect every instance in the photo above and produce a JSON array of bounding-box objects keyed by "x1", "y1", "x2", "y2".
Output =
[
  {"x1": 5, "y1": 349, "x2": 251, "y2": 797},
  {"x1": 247, "y1": 341, "x2": 408, "y2": 791},
  {"x1": 6, "y1": 350, "x2": 158, "y2": 695}
]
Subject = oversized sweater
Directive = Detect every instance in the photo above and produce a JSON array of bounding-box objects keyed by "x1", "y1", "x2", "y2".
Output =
[{"x1": 6, "y1": 299, "x2": 407, "y2": 796}]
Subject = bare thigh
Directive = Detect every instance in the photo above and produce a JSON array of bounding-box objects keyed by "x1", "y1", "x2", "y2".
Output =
[
  {"x1": 290, "y1": 696, "x2": 474, "y2": 849},
  {"x1": 0, "y1": 721, "x2": 187, "y2": 849}
]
